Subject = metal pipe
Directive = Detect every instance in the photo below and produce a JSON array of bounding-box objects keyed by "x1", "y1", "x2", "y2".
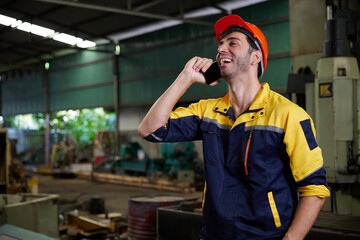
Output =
[
  {"x1": 2, "y1": 80, "x2": 113, "y2": 102},
  {"x1": 327, "y1": 5, "x2": 334, "y2": 20},
  {"x1": 326, "y1": 0, "x2": 334, "y2": 20},
  {"x1": 47, "y1": 56, "x2": 113, "y2": 72}
]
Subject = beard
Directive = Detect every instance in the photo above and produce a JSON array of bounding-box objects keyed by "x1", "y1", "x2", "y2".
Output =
[{"x1": 221, "y1": 53, "x2": 251, "y2": 80}]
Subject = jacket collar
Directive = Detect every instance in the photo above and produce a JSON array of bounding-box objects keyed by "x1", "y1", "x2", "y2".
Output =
[
  {"x1": 214, "y1": 83, "x2": 269, "y2": 122},
  {"x1": 248, "y1": 82, "x2": 269, "y2": 111}
]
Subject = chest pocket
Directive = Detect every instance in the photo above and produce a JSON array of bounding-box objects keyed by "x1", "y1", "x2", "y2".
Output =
[{"x1": 200, "y1": 121, "x2": 230, "y2": 165}]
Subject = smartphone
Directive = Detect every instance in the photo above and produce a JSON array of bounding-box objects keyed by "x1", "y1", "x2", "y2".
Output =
[{"x1": 201, "y1": 62, "x2": 221, "y2": 85}]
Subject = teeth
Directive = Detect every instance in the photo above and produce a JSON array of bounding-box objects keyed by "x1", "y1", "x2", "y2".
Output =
[{"x1": 221, "y1": 59, "x2": 232, "y2": 63}]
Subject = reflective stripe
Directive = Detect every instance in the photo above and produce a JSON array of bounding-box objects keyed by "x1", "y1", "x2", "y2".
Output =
[
  {"x1": 245, "y1": 125, "x2": 284, "y2": 134},
  {"x1": 268, "y1": 192, "x2": 281, "y2": 228},
  {"x1": 150, "y1": 133, "x2": 163, "y2": 141},
  {"x1": 203, "y1": 117, "x2": 232, "y2": 130}
]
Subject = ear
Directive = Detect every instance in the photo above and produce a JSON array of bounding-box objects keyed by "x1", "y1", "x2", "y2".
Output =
[{"x1": 251, "y1": 50, "x2": 262, "y2": 66}]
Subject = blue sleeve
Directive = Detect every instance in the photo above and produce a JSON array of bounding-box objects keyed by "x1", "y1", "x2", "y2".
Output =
[{"x1": 144, "y1": 115, "x2": 202, "y2": 143}]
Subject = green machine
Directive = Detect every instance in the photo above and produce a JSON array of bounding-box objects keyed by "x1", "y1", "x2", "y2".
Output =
[
  {"x1": 111, "y1": 142, "x2": 197, "y2": 180},
  {"x1": 160, "y1": 142, "x2": 196, "y2": 178},
  {"x1": 112, "y1": 142, "x2": 149, "y2": 175}
]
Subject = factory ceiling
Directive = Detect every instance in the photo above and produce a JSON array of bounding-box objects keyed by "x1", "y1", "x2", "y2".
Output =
[{"x1": 0, "y1": 0, "x2": 266, "y2": 72}]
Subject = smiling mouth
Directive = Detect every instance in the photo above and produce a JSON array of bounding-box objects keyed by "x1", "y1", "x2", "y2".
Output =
[
  {"x1": 220, "y1": 58, "x2": 232, "y2": 66},
  {"x1": 221, "y1": 58, "x2": 232, "y2": 63}
]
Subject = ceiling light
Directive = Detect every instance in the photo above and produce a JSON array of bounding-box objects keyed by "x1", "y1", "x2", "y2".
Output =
[
  {"x1": 0, "y1": 14, "x2": 16, "y2": 26},
  {"x1": 53, "y1": 33, "x2": 83, "y2": 45},
  {"x1": 30, "y1": 24, "x2": 55, "y2": 37},
  {"x1": 10, "y1": 20, "x2": 22, "y2": 28},
  {"x1": 0, "y1": 14, "x2": 96, "y2": 48},
  {"x1": 115, "y1": 45, "x2": 120, "y2": 55},
  {"x1": 17, "y1": 22, "x2": 31, "y2": 32},
  {"x1": 77, "y1": 40, "x2": 96, "y2": 48}
]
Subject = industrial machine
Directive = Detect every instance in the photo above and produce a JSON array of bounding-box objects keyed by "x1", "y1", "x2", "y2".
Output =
[
  {"x1": 96, "y1": 141, "x2": 200, "y2": 182},
  {"x1": 159, "y1": 142, "x2": 197, "y2": 179},
  {"x1": 114, "y1": 142, "x2": 150, "y2": 175},
  {"x1": 307, "y1": 3, "x2": 360, "y2": 215}
]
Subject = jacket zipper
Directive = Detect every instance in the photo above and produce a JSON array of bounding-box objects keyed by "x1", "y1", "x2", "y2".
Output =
[{"x1": 244, "y1": 129, "x2": 253, "y2": 175}]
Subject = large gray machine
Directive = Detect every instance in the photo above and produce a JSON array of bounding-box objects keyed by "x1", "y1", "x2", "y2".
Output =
[{"x1": 307, "y1": 3, "x2": 360, "y2": 215}]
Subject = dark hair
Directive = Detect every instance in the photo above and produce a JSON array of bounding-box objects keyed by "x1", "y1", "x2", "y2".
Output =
[
  {"x1": 245, "y1": 37, "x2": 258, "y2": 54},
  {"x1": 220, "y1": 26, "x2": 261, "y2": 77}
]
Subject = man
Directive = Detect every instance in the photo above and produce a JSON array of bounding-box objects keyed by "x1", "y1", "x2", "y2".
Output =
[{"x1": 138, "y1": 14, "x2": 330, "y2": 240}]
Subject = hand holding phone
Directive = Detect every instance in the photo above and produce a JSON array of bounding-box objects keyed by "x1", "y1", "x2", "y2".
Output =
[{"x1": 201, "y1": 62, "x2": 221, "y2": 85}]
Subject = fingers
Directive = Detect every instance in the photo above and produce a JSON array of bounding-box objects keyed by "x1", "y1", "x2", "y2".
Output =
[
  {"x1": 191, "y1": 57, "x2": 213, "y2": 73},
  {"x1": 182, "y1": 57, "x2": 219, "y2": 85}
]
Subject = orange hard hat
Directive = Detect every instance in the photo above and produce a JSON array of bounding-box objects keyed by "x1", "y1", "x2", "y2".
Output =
[{"x1": 215, "y1": 15, "x2": 269, "y2": 77}]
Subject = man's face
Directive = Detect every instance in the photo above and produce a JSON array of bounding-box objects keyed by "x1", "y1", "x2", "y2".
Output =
[{"x1": 216, "y1": 31, "x2": 252, "y2": 80}]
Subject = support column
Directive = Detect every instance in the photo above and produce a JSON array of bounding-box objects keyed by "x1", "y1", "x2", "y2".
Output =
[
  {"x1": 113, "y1": 51, "x2": 120, "y2": 156},
  {"x1": 0, "y1": 76, "x2": 2, "y2": 120},
  {"x1": 43, "y1": 66, "x2": 50, "y2": 167}
]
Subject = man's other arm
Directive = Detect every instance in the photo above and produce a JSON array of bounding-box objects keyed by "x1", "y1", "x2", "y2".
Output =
[{"x1": 283, "y1": 196, "x2": 326, "y2": 240}]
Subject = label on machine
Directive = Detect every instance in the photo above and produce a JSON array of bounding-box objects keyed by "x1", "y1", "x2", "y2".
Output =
[{"x1": 319, "y1": 82, "x2": 333, "y2": 98}]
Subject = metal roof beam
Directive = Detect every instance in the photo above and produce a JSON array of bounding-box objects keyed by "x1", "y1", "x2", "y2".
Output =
[
  {"x1": 0, "y1": 37, "x2": 65, "y2": 55},
  {"x1": 133, "y1": 0, "x2": 167, "y2": 12},
  {"x1": 209, "y1": 3, "x2": 232, "y2": 15},
  {"x1": 0, "y1": 0, "x2": 16, "y2": 8},
  {"x1": 31, "y1": 0, "x2": 213, "y2": 27}
]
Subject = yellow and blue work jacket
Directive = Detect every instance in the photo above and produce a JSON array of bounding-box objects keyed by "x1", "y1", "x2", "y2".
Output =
[{"x1": 145, "y1": 83, "x2": 330, "y2": 239}]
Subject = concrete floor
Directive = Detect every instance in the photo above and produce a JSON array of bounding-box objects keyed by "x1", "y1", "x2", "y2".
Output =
[
  {"x1": 37, "y1": 174, "x2": 202, "y2": 218},
  {"x1": 37, "y1": 174, "x2": 360, "y2": 240}
]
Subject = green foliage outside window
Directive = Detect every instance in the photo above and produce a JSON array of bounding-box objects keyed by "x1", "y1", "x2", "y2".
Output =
[{"x1": 3, "y1": 108, "x2": 115, "y2": 149}]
